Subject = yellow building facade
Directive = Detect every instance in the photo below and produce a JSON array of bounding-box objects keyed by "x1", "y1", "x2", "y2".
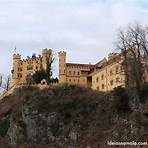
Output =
[
  {"x1": 11, "y1": 48, "x2": 52, "y2": 86},
  {"x1": 59, "y1": 51, "x2": 126, "y2": 91},
  {"x1": 59, "y1": 51, "x2": 94, "y2": 87}
]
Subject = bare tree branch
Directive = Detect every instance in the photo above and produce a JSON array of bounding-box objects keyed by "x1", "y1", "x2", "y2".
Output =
[{"x1": 116, "y1": 23, "x2": 148, "y2": 94}]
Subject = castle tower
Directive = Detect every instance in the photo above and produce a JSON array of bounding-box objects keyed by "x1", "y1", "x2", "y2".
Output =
[
  {"x1": 59, "y1": 51, "x2": 66, "y2": 83},
  {"x1": 11, "y1": 54, "x2": 21, "y2": 86},
  {"x1": 42, "y1": 48, "x2": 52, "y2": 70}
]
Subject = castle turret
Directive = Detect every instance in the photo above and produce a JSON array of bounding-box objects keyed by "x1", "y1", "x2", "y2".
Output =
[
  {"x1": 59, "y1": 51, "x2": 66, "y2": 83},
  {"x1": 11, "y1": 54, "x2": 21, "y2": 86},
  {"x1": 42, "y1": 48, "x2": 52, "y2": 70}
]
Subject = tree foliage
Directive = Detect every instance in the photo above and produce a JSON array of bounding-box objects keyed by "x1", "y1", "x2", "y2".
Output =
[
  {"x1": 32, "y1": 69, "x2": 47, "y2": 84},
  {"x1": 31, "y1": 53, "x2": 56, "y2": 84},
  {"x1": 113, "y1": 87, "x2": 131, "y2": 114}
]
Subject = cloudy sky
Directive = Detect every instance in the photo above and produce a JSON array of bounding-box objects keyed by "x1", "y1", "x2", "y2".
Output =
[{"x1": 0, "y1": 0, "x2": 148, "y2": 76}]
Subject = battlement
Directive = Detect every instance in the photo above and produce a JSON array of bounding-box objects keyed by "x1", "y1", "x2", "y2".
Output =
[
  {"x1": 59, "y1": 51, "x2": 66, "y2": 56},
  {"x1": 22, "y1": 57, "x2": 42, "y2": 63},
  {"x1": 13, "y1": 54, "x2": 21, "y2": 59},
  {"x1": 42, "y1": 48, "x2": 52, "y2": 53}
]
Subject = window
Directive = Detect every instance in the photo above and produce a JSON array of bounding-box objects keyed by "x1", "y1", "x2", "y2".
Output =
[
  {"x1": 96, "y1": 77, "x2": 99, "y2": 83},
  {"x1": 69, "y1": 79, "x2": 71, "y2": 82},
  {"x1": 102, "y1": 84, "x2": 104, "y2": 89},
  {"x1": 18, "y1": 67, "x2": 22, "y2": 72},
  {"x1": 17, "y1": 73, "x2": 22, "y2": 78},
  {"x1": 110, "y1": 80, "x2": 113, "y2": 86},
  {"x1": 97, "y1": 86, "x2": 99, "y2": 90},
  {"x1": 69, "y1": 71, "x2": 71, "y2": 75},
  {"x1": 116, "y1": 77, "x2": 120, "y2": 83},
  {"x1": 73, "y1": 71, "x2": 75, "y2": 75},
  {"x1": 116, "y1": 66, "x2": 119, "y2": 74},
  {"x1": 110, "y1": 70, "x2": 113, "y2": 76},
  {"x1": 101, "y1": 74, "x2": 104, "y2": 80},
  {"x1": 78, "y1": 72, "x2": 80, "y2": 75},
  {"x1": 27, "y1": 65, "x2": 33, "y2": 70}
]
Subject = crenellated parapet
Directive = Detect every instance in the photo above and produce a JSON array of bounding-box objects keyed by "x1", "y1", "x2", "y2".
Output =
[
  {"x1": 58, "y1": 51, "x2": 66, "y2": 56},
  {"x1": 13, "y1": 54, "x2": 21, "y2": 59}
]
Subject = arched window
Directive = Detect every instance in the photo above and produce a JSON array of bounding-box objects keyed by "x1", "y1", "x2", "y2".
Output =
[
  {"x1": 116, "y1": 66, "x2": 119, "y2": 74},
  {"x1": 110, "y1": 80, "x2": 113, "y2": 86},
  {"x1": 97, "y1": 86, "x2": 99, "y2": 90},
  {"x1": 101, "y1": 74, "x2": 104, "y2": 80},
  {"x1": 69, "y1": 71, "x2": 71, "y2": 75},
  {"x1": 110, "y1": 70, "x2": 113, "y2": 76},
  {"x1": 116, "y1": 77, "x2": 120, "y2": 83},
  {"x1": 96, "y1": 77, "x2": 99, "y2": 83}
]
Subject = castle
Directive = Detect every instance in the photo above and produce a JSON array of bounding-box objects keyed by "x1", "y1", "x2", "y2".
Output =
[
  {"x1": 11, "y1": 48, "x2": 52, "y2": 86},
  {"x1": 59, "y1": 51, "x2": 126, "y2": 91},
  {"x1": 11, "y1": 48, "x2": 148, "y2": 92}
]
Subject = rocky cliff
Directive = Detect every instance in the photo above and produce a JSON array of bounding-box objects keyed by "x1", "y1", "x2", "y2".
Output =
[{"x1": 0, "y1": 85, "x2": 147, "y2": 148}]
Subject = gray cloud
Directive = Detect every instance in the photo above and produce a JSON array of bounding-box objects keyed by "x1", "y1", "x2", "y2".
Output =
[{"x1": 0, "y1": 0, "x2": 148, "y2": 76}]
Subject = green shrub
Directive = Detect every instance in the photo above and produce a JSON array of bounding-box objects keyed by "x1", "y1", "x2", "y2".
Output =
[
  {"x1": 32, "y1": 69, "x2": 47, "y2": 84},
  {"x1": 113, "y1": 86, "x2": 130, "y2": 114}
]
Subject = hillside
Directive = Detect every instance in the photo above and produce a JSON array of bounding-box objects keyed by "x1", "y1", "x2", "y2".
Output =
[{"x1": 0, "y1": 85, "x2": 147, "y2": 148}]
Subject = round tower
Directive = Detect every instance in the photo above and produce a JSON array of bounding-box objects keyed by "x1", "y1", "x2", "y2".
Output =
[
  {"x1": 58, "y1": 51, "x2": 66, "y2": 83},
  {"x1": 11, "y1": 54, "x2": 21, "y2": 85},
  {"x1": 42, "y1": 48, "x2": 52, "y2": 70}
]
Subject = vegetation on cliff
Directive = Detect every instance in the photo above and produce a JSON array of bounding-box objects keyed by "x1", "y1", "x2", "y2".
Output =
[{"x1": 0, "y1": 85, "x2": 147, "y2": 147}]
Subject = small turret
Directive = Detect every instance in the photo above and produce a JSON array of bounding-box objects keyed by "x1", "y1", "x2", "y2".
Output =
[
  {"x1": 42, "y1": 48, "x2": 52, "y2": 70},
  {"x1": 58, "y1": 51, "x2": 66, "y2": 83},
  {"x1": 12, "y1": 54, "x2": 21, "y2": 86}
]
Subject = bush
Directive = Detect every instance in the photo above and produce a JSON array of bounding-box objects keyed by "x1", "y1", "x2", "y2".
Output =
[
  {"x1": 0, "y1": 117, "x2": 10, "y2": 137},
  {"x1": 139, "y1": 83, "x2": 148, "y2": 103},
  {"x1": 113, "y1": 86, "x2": 131, "y2": 114},
  {"x1": 32, "y1": 69, "x2": 47, "y2": 84},
  {"x1": 136, "y1": 112, "x2": 148, "y2": 127}
]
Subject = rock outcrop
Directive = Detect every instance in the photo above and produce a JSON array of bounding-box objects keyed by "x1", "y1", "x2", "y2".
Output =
[{"x1": 0, "y1": 85, "x2": 147, "y2": 147}]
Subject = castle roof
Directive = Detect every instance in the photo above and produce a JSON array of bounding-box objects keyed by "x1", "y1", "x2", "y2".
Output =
[
  {"x1": 66, "y1": 63, "x2": 95, "y2": 68},
  {"x1": 95, "y1": 58, "x2": 107, "y2": 68}
]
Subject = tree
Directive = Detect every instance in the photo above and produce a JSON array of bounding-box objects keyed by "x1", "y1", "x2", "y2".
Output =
[
  {"x1": 116, "y1": 23, "x2": 148, "y2": 95},
  {"x1": 46, "y1": 59, "x2": 54, "y2": 83},
  {"x1": 0, "y1": 75, "x2": 2, "y2": 87},
  {"x1": 31, "y1": 50, "x2": 55, "y2": 84},
  {"x1": 26, "y1": 74, "x2": 34, "y2": 85},
  {"x1": 32, "y1": 69, "x2": 47, "y2": 84},
  {"x1": 0, "y1": 75, "x2": 11, "y2": 91}
]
